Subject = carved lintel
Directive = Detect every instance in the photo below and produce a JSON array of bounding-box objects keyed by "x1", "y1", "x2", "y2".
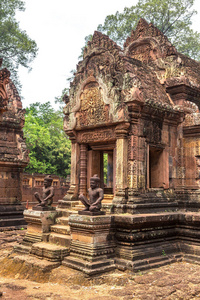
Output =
[{"x1": 78, "y1": 127, "x2": 116, "y2": 144}]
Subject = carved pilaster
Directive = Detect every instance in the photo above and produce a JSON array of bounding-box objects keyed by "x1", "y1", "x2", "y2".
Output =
[
  {"x1": 79, "y1": 144, "x2": 87, "y2": 195},
  {"x1": 61, "y1": 133, "x2": 80, "y2": 205},
  {"x1": 113, "y1": 123, "x2": 130, "y2": 204}
]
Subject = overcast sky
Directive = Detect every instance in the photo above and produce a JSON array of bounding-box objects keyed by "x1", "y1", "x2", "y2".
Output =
[{"x1": 16, "y1": 0, "x2": 200, "y2": 109}]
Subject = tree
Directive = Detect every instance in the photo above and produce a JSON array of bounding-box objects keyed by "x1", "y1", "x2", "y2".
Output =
[
  {"x1": 0, "y1": 0, "x2": 38, "y2": 90},
  {"x1": 23, "y1": 102, "x2": 71, "y2": 178},
  {"x1": 97, "y1": 0, "x2": 200, "y2": 60}
]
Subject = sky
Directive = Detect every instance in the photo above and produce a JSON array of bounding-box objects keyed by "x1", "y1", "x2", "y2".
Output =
[{"x1": 16, "y1": 0, "x2": 200, "y2": 110}]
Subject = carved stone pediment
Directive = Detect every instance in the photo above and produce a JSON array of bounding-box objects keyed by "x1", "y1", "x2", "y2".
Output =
[
  {"x1": 76, "y1": 82, "x2": 109, "y2": 128},
  {"x1": 124, "y1": 18, "x2": 177, "y2": 62}
]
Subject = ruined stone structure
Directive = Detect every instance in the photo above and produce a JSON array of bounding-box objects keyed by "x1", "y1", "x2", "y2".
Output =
[
  {"x1": 0, "y1": 61, "x2": 29, "y2": 229},
  {"x1": 15, "y1": 19, "x2": 200, "y2": 275}
]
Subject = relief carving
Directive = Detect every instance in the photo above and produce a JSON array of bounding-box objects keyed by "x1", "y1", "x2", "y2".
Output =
[
  {"x1": 130, "y1": 43, "x2": 153, "y2": 62},
  {"x1": 143, "y1": 120, "x2": 162, "y2": 144},
  {"x1": 128, "y1": 135, "x2": 138, "y2": 160},
  {"x1": 76, "y1": 84, "x2": 108, "y2": 127},
  {"x1": 128, "y1": 160, "x2": 138, "y2": 189},
  {"x1": 78, "y1": 128, "x2": 116, "y2": 144}
]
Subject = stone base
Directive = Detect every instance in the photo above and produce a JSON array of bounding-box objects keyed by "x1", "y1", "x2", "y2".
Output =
[
  {"x1": 32, "y1": 206, "x2": 56, "y2": 211},
  {"x1": 63, "y1": 256, "x2": 115, "y2": 275},
  {"x1": 63, "y1": 214, "x2": 115, "y2": 275},
  {"x1": 15, "y1": 209, "x2": 60, "y2": 254},
  {"x1": 78, "y1": 210, "x2": 105, "y2": 216},
  {"x1": 58, "y1": 200, "x2": 79, "y2": 208},
  {"x1": 0, "y1": 204, "x2": 26, "y2": 228},
  {"x1": 31, "y1": 242, "x2": 70, "y2": 262}
]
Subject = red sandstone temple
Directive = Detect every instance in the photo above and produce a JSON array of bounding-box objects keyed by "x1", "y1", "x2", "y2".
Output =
[
  {"x1": 10, "y1": 19, "x2": 200, "y2": 275},
  {"x1": 62, "y1": 18, "x2": 200, "y2": 212},
  {"x1": 0, "y1": 60, "x2": 29, "y2": 228}
]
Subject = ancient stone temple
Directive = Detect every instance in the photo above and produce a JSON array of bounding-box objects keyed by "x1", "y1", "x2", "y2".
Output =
[
  {"x1": 13, "y1": 19, "x2": 200, "y2": 275},
  {"x1": 62, "y1": 18, "x2": 200, "y2": 210},
  {"x1": 0, "y1": 60, "x2": 29, "y2": 228},
  {"x1": 59, "y1": 19, "x2": 200, "y2": 271}
]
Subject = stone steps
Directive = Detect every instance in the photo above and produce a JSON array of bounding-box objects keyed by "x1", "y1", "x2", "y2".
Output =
[
  {"x1": 14, "y1": 243, "x2": 31, "y2": 254},
  {"x1": 0, "y1": 211, "x2": 24, "y2": 217},
  {"x1": 103, "y1": 194, "x2": 113, "y2": 203},
  {"x1": 0, "y1": 218, "x2": 26, "y2": 227},
  {"x1": 115, "y1": 253, "x2": 182, "y2": 272},
  {"x1": 49, "y1": 233, "x2": 71, "y2": 247},
  {"x1": 56, "y1": 208, "x2": 78, "y2": 217},
  {"x1": 133, "y1": 254, "x2": 182, "y2": 272},
  {"x1": 47, "y1": 208, "x2": 79, "y2": 247},
  {"x1": 56, "y1": 217, "x2": 69, "y2": 226},
  {"x1": 31, "y1": 241, "x2": 70, "y2": 262},
  {"x1": 51, "y1": 224, "x2": 71, "y2": 235},
  {"x1": 73, "y1": 205, "x2": 84, "y2": 211},
  {"x1": 63, "y1": 256, "x2": 115, "y2": 275}
]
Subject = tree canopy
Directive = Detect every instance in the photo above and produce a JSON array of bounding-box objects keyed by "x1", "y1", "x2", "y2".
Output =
[
  {"x1": 23, "y1": 102, "x2": 71, "y2": 178},
  {"x1": 0, "y1": 0, "x2": 38, "y2": 89},
  {"x1": 97, "y1": 0, "x2": 200, "y2": 60}
]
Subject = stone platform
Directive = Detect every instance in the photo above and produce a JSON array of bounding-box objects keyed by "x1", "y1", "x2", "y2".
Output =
[
  {"x1": 13, "y1": 205, "x2": 200, "y2": 276},
  {"x1": 63, "y1": 214, "x2": 115, "y2": 275}
]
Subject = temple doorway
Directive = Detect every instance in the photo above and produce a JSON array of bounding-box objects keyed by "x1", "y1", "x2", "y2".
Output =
[
  {"x1": 147, "y1": 146, "x2": 169, "y2": 189},
  {"x1": 87, "y1": 147, "x2": 114, "y2": 197}
]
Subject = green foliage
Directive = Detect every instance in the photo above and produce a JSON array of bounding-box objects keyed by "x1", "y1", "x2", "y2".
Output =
[
  {"x1": 103, "y1": 153, "x2": 108, "y2": 184},
  {"x1": 54, "y1": 88, "x2": 69, "y2": 111},
  {"x1": 97, "y1": 0, "x2": 200, "y2": 60},
  {"x1": 78, "y1": 35, "x2": 93, "y2": 60},
  {"x1": 0, "y1": 0, "x2": 38, "y2": 90},
  {"x1": 23, "y1": 102, "x2": 71, "y2": 178}
]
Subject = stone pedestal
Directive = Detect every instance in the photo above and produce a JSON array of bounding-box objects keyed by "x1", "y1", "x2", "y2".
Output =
[
  {"x1": 63, "y1": 214, "x2": 115, "y2": 275},
  {"x1": 21, "y1": 209, "x2": 60, "y2": 247},
  {"x1": 15, "y1": 208, "x2": 70, "y2": 262}
]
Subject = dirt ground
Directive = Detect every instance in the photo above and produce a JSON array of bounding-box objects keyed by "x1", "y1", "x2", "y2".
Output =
[{"x1": 0, "y1": 230, "x2": 200, "y2": 299}]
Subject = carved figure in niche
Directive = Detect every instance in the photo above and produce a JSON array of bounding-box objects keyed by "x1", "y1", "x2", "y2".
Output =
[
  {"x1": 79, "y1": 174, "x2": 104, "y2": 214},
  {"x1": 34, "y1": 175, "x2": 54, "y2": 208}
]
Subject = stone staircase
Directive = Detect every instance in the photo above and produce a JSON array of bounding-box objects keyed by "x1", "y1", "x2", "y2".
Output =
[
  {"x1": 15, "y1": 198, "x2": 113, "y2": 263},
  {"x1": 48, "y1": 209, "x2": 78, "y2": 248}
]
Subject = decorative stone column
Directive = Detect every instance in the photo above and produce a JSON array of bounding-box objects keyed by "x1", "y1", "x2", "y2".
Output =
[
  {"x1": 113, "y1": 123, "x2": 130, "y2": 204},
  {"x1": 126, "y1": 102, "x2": 141, "y2": 202},
  {"x1": 79, "y1": 144, "x2": 88, "y2": 195},
  {"x1": 60, "y1": 134, "x2": 80, "y2": 207}
]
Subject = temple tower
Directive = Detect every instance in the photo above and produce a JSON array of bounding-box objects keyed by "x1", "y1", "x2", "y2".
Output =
[{"x1": 0, "y1": 61, "x2": 29, "y2": 228}]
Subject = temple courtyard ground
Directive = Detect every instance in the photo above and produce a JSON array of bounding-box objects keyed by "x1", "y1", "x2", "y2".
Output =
[{"x1": 0, "y1": 230, "x2": 200, "y2": 299}]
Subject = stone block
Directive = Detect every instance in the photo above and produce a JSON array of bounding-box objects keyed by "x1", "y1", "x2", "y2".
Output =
[
  {"x1": 20, "y1": 209, "x2": 60, "y2": 246},
  {"x1": 62, "y1": 214, "x2": 115, "y2": 275}
]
